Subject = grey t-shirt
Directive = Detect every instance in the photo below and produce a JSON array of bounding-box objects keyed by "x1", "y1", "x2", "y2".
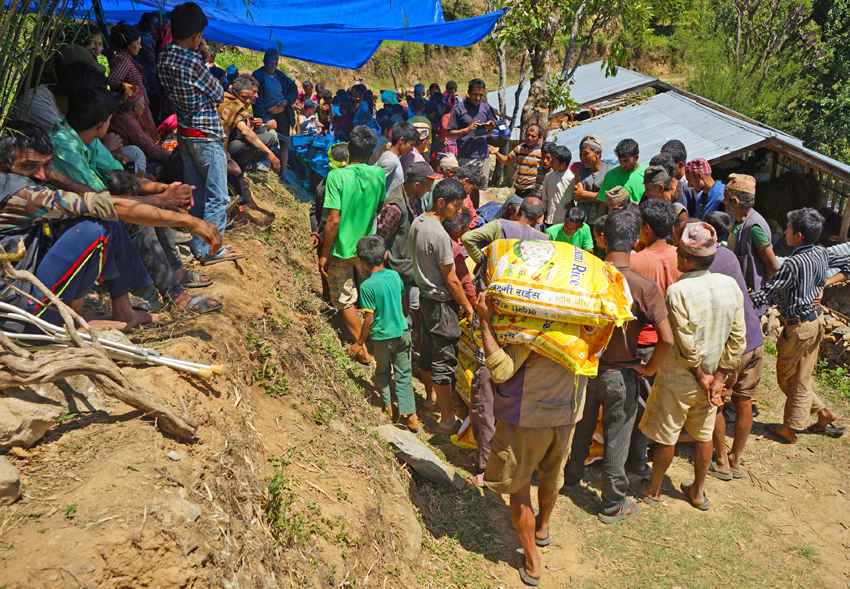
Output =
[
  {"x1": 375, "y1": 150, "x2": 404, "y2": 197},
  {"x1": 409, "y1": 213, "x2": 454, "y2": 301},
  {"x1": 576, "y1": 162, "x2": 613, "y2": 223}
]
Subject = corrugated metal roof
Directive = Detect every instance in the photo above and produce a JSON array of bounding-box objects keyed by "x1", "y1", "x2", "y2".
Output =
[
  {"x1": 486, "y1": 61, "x2": 658, "y2": 139},
  {"x1": 549, "y1": 92, "x2": 802, "y2": 166}
]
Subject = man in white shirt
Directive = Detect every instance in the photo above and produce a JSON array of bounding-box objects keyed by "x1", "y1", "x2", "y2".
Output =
[{"x1": 541, "y1": 145, "x2": 575, "y2": 227}]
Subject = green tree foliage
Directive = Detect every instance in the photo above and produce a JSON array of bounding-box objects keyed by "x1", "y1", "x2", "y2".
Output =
[
  {"x1": 491, "y1": 0, "x2": 652, "y2": 134},
  {"x1": 795, "y1": 0, "x2": 850, "y2": 162},
  {"x1": 680, "y1": 0, "x2": 848, "y2": 164}
]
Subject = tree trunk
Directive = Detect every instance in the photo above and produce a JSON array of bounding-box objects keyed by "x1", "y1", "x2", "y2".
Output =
[
  {"x1": 521, "y1": 47, "x2": 553, "y2": 137},
  {"x1": 520, "y1": 10, "x2": 560, "y2": 137}
]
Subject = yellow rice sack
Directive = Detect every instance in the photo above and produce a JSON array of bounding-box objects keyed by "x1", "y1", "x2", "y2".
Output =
[
  {"x1": 459, "y1": 334, "x2": 477, "y2": 361},
  {"x1": 471, "y1": 313, "x2": 614, "y2": 377},
  {"x1": 455, "y1": 351, "x2": 476, "y2": 389},
  {"x1": 450, "y1": 417, "x2": 477, "y2": 450},
  {"x1": 483, "y1": 239, "x2": 634, "y2": 327},
  {"x1": 454, "y1": 376, "x2": 471, "y2": 405}
]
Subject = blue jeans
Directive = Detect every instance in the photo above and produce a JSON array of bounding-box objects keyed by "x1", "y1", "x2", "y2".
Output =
[{"x1": 176, "y1": 136, "x2": 228, "y2": 258}]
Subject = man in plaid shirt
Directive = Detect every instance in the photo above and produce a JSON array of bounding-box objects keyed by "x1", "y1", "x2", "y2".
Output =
[{"x1": 157, "y1": 2, "x2": 244, "y2": 264}]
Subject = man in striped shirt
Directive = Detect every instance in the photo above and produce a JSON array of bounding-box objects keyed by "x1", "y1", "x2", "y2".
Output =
[
  {"x1": 751, "y1": 208, "x2": 848, "y2": 442},
  {"x1": 489, "y1": 125, "x2": 542, "y2": 198}
]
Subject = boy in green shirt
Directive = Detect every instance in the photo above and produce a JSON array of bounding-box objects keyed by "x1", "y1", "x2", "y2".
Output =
[
  {"x1": 596, "y1": 138, "x2": 647, "y2": 216},
  {"x1": 349, "y1": 236, "x2": 419, "y2": 433},
  {"x1": 545, "y1": 206, "x2": 594, "y2": 251}
]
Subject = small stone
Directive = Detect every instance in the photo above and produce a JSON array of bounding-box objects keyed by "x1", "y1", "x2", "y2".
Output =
[
  {"x1": 87, "y1": 565, "x2": 95, "y2": 573},
  {"x1": 167, "y1": 451, "x2": 181, "y2": 462},
  {"x1": 166, "y1": 496, "x2": 200, "y2": 522},
  {"x1": 839, "y1": 489, "x2": 846, "y2": 495},
  {"x1": 0, "y1": 455, "x2": 22, "y2": 505},
  {"x1": 329, "y1": 419, "x2": 349, "y2": 435}
]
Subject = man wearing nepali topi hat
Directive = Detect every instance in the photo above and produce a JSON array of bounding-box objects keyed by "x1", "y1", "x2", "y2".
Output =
[
  {"x1": 723, "y1": 173, "x2": 780, "y2": 290},
  {"x1": 637, "y1": 221, "x2": 746, "y2": 511},
  {"x1": 684, "y1": 158, "x2": 725, "y2": 220}
]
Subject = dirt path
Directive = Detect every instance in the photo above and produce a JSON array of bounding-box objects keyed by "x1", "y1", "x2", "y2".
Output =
[{"x1": 1, "y1": 175, "x2": 848, "y2": 589}]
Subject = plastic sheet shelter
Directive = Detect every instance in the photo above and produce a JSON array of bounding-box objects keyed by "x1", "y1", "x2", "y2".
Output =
[{"x1": 95, "y1": 0, "x2": 504, "y2": 68}]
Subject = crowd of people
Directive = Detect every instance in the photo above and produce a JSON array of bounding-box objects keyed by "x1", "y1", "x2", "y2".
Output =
[{"x1": 0, "y1": 3, "x2": 847, "y2": 586}]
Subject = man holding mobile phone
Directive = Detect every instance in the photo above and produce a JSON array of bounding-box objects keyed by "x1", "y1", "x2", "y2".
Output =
[{"x1": 447, "y1": 78, "x2": 496, "y2": 189}]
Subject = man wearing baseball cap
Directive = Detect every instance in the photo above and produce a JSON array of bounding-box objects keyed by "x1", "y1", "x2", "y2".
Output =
[
  {"x1": 684, "y1": 158, "x2": 725, "y2": 220},
  {"x1": 377, "y1": 161, "x2": 441, "y2": 291},
  {"x1": 637, "y1": 222, "x2": 746, "y2": 511}
]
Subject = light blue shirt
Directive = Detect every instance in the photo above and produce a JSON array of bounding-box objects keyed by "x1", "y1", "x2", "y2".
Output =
[{"x1": 696, "y1": 180, "x2": 725, "y2": 219}]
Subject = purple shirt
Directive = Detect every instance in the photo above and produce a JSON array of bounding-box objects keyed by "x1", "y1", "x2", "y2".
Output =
[
  {"x1": 447, "y1": 98, "x2": 495, "y2": 160},
  {"x1": 710, "y1": 247, "x2": 764, "y2": 354}
]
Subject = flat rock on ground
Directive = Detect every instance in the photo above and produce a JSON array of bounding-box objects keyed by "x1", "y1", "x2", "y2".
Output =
[{"x1": 375, "y1": 424, "x2": 465, "y2": 490}]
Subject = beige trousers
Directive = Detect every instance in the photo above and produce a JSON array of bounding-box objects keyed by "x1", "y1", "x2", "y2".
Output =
[{"x1": 776, "y1": 315, "x2": 826, "y2": 430}]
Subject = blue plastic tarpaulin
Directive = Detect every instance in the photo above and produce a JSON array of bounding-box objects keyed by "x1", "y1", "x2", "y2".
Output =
[{"x1": 94, "y1": 0, "x2": 503, "y2": 69}]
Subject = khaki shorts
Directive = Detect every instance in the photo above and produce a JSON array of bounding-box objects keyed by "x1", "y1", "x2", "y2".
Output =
[
  {"x1": 327, "y1": 256, "x2": 368, "y2": 310},
  {"x1": 483, "y1": 421, "x2": 576, "y2": 495},
  {"x1": 724, "y1": 345, "x2": 764, "y2": 399},
  {"x1": 640, "y1": 384, "x2": 716, "y2": 446}
]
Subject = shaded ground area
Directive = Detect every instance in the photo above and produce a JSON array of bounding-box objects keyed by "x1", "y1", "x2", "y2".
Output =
[{"x1": 0, "y1": 175, "x2": 848, "y2": 589}]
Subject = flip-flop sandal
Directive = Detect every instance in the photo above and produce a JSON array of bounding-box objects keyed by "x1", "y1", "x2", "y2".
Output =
[
  {"x1": 130, "y1": 284, "x2": 162, "y2": 312},
  {"x1": 680, "y1": 480, "x2": 710, "y2": 511},
  {"x1": 765, "y1": 423, "x2": 797, "y2": 444},
  {"x1": 708, "y1": 462, "x2": 733, "y2": 481},
  {"x1": 597, "y1": 498, "x2": 640, "y2": 524},
  {"x1": 515, "y1": 549, "x2": 540, "y2": 587},
  {"x1": 529, "y1": 507, "x2": 549, "y2": 546},
  {"x1": 807, "y1": 423, "x2": 845, "y2": 438},
  {"x1": 730, "y1": 468, "x2": 744, "y2": 479},
  {"x1": 178, "y1": 295, "x2": 223, "y2": 315},
  {"x1": 171, "y1": 229, "x2": 192, "y2": 244},
  {"x1": 179, "y1": 270, "x2": 213, "y2": 289},
  {"x1": 626, "y1": 464, "x2": 653, "y2": 479},
  {"x1": 199, "y1": 248, "x2": 247, "y2": 266},
  {"x1": 632, "y1": 481, "x2": 659, "y2": 505},
  {"x1": 437, "y1": 419, "x2": 462, "y2": 435}
]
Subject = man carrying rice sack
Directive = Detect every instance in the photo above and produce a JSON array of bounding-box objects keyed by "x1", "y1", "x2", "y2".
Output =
[
  {"x1": 562, "y1": 209, "x2": 673, "y2": 524},
  {"x1": 475, "y1": 291, "x2": 588, "y2": 587},
  {"x1": 481, "y1": 238, "x2": 634, "y2": 328}
]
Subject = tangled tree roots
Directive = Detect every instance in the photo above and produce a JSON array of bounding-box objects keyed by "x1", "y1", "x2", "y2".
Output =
[{"x1": 0, "y1": 240, "x2": 198, "y2": 439}]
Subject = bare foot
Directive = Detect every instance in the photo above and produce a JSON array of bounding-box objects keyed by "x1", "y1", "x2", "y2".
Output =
[
  {"x1": 113, "y1": 309, "x2": 163, "y2": 330},
  {"x1": 77, "y1": 319, "x2": 127, "y2": 332},
  {"x1": 640, "y1": 479, "x2": 662, "y2": 502},
  {"x1": 405, "y1": 413, "x2": 419, "y2": 432},
  {"x1": 817, "y1": 408, "x2": 839, "y2": 428},
  {"x1": 384, "y1": 405, "x2": 394, "y2": 421},
  {"x1": 422, "y1": 397, "x2": 439, "y2": 410},
  {"x1": 357, "y1": 349, "x2": 371, "y2": 364}
]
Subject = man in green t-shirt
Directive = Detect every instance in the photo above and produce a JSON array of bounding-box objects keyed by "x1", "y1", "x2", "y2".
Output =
[
  {"x1": 319, "y1": 125, "x2": 386, "y2": 364},
  {"x1": 597, "y1": 138, "x2": 647, "y2": 217},
  {"x1": 545, "y1": 206, "x2": 594, "y2": 251}
]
